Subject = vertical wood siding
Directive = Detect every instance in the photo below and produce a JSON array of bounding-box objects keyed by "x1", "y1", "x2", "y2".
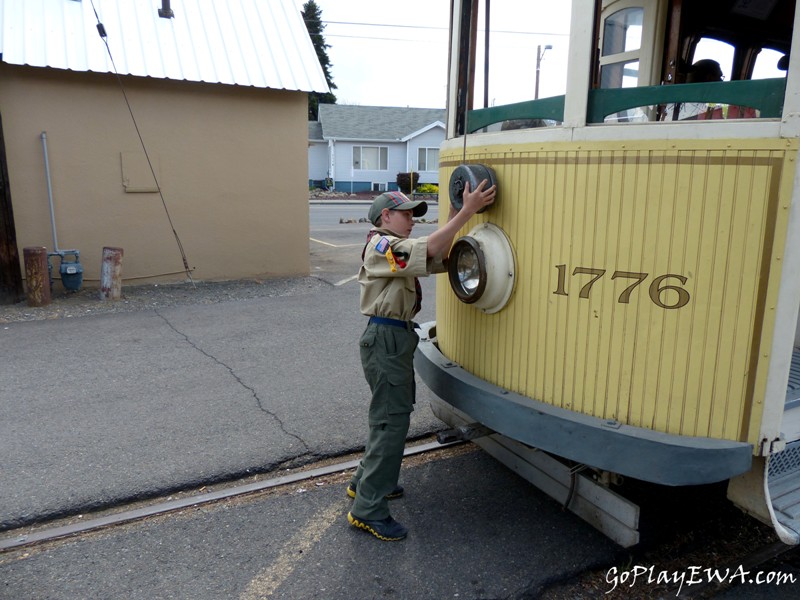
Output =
[{"x1": 438, "y1": 139, "x2": 797, "y2": 443}]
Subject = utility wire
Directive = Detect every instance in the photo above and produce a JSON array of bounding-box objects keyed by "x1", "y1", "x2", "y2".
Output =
[
  {"x1": 318, "y1": 19, "x2": 570, "y2": 37},
  {"x1": 89, "y1": 1, "x2": 195, "y2": 286}
]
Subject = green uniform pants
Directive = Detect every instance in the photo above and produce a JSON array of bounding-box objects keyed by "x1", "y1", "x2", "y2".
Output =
[{"x1": 350, "y1": 322, "x2": 418, "y2": 520}]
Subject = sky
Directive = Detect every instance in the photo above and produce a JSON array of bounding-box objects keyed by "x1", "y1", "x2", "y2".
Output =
[
  {"x1": 298, "y1": 0, "x2": 572, "y2": 109},
  {"x1": 297, "y1": 1, "x2": 785, "y2": 110}
]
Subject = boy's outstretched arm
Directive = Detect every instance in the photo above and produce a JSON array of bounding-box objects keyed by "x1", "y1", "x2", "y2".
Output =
[{"x1": 426, "y1": 179, "x2": 497, "y2": 258}]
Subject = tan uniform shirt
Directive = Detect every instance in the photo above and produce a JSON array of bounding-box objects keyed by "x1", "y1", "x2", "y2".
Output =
[{"x1": 359, "y1": 228, "x2": 446, "y2": 321}]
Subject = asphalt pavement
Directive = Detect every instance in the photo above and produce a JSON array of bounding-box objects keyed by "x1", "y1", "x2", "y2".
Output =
[
  {"x1": 0, "y1": 446, "x2": 620, "y2": 600},
  {"x1": 0, "y1": 276, "x2": 445, "y2": 531},
  {"x1": 1, "y1": 202, "x2": 797, "y2": 599}
]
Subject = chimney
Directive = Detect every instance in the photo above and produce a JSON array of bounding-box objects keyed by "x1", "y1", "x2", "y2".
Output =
[{"x1": 158, "y1": 0, "x2": 175, "y2": 19}]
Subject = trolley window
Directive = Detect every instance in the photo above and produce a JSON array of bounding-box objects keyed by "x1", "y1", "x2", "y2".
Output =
[
  {"x1": 590, "y1": 0, "x2": 793, "y2": 124},
  {"x1": 458, "y1": 0, "x2": 572, "y2": 133},
  {"x1": 460, "y1": 0, "x2": 794, "y2": 133}
]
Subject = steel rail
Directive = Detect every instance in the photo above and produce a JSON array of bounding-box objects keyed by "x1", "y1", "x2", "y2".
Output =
[{"x1": 0, "y1": 440, "x2": 460, "y2": 552}]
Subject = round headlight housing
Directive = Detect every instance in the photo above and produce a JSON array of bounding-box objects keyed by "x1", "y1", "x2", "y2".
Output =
[
  {"x1": 447, "y1": 223, "x2": 515, "y2": 314},
  {"x1": 448, "y1": 236, "x2": 486, "y2": 303},
  {"x1": 449, "y1": 164, "x2": 498, "y2": 214}
]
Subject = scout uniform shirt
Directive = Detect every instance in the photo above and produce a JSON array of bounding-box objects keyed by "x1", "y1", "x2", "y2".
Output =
[{"x1": 359, "y1": 227, "x2": 446, "y2": 321}]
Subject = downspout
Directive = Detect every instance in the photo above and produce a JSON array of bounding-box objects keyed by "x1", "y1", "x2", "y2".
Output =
[
  {"x1": 40, "y1": 132, "x2": 59, "y2": 253},
  {"x1": 328, "y1": 138, "x2": 335, "y2": 191},
  {"x1": 406, "y1": 143, "x2": 410, "y2": 190}
]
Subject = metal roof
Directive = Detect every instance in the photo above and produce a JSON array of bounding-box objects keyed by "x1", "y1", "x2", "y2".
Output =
[
  {"x1": 0, "y1": 0, "x2": 330, "y2": 93},
  {"x1": 317, "y1": 104, "x2": 445, "y2": 141}
]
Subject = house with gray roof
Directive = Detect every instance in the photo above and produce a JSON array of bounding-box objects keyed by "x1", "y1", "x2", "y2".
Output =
[{"x1": 308, "y1": 104, "x2": 445, "y2": 193}]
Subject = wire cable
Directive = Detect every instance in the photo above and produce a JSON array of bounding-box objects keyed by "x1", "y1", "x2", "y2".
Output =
[{"x1": 89, "y1": 1, "x2": 195, "y2": 286}]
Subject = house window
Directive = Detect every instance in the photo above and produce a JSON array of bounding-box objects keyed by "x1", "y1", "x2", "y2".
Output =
[
  {"x1": 418, "y1": 148, "x2": 440, "y2": 171},
  {"x1": 353, "y1": 146, "x2": 388, "y2": 170},
  {"x1": 372, "y1": 182, "x2": 387, "y2": 192}
]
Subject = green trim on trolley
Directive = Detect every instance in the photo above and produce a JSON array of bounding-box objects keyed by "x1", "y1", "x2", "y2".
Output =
[
  {"x1": 587, "y1": 77, "x2": 786, "y2": 123},
  {"x1": 467, "y1": 95, "x2": 566, "y2": 132},
  {"x1": 466, "y1": 77, "x2": 787, "y2": 132}
]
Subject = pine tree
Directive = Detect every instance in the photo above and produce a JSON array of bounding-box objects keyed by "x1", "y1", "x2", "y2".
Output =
[{"x1": 302, "y1": 1, "x2": 337, "y2": 120}]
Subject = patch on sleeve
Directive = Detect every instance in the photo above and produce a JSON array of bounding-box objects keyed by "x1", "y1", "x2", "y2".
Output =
[
  {"x1": 372, "y1": 236, "x2": 397, "y2": 272},
  {"x1": 375, "y1": 236, "x2": 390, "y2": 254}
]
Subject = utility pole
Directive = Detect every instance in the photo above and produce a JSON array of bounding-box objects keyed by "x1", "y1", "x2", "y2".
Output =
[{"x1": 535, "y1": 44, "x2": 553, "y2": 99}]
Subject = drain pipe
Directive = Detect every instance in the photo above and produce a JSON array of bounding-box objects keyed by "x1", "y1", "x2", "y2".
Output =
[
  {"x1": 41, "y1": 132, "x2": 59, "y2": 253},
  {"x1": 40, "y1": 131, "x2": 84, "y2": 291}
]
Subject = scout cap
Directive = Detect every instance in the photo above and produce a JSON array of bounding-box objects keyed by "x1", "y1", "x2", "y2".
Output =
[{"x1": 368, "y1": 191, "x2": 428, "y2": 226}]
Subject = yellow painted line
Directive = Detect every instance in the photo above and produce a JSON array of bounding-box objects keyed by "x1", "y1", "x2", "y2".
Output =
[
  {"x1": 334, "y1": 274, "x2": 358, "y2": 286},
  {"x1": 240, "y1": 500, "x2": 347, "y2": 599},
  {"x1": 309, "y1": 237, "x2": 361, "y2": 248}
]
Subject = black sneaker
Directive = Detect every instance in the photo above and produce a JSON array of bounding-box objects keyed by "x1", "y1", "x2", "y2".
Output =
[
  {"x1": 347, "y1": 512, "x2": 408, "y2": 541},
  {"x1": 346, "y1": 483, "x2": 404, "y2": 500}
]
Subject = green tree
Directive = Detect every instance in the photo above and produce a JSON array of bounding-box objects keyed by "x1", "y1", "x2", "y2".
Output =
[{"x1": 302, "y1": 0, "x2": 337, "y2": 120}]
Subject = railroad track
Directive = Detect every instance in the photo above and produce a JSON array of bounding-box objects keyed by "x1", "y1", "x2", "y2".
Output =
[
  {"x1": 0, "y1": 440, "x2": 462, "y2": 552},
  {"x1": 3, "y1": 439, "x2": 797, "y2": 599}
]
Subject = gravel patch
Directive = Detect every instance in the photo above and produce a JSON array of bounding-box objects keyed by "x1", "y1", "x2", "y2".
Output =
[{"x1": 0, "y1": 277, "x2": 329, "y2": 324}]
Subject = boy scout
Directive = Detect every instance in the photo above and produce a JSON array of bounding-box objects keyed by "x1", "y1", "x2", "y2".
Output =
[{"x1": 348, "y1": 181, "x2": 497, "y2": 541}]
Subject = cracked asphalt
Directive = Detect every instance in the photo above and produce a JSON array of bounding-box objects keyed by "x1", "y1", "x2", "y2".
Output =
[
  {"x1": 0, "y1": 273, "x2": 443, "y2": 531},
  {"x1": 4, "y1": 204, "x2": 797, "y2": 599}
]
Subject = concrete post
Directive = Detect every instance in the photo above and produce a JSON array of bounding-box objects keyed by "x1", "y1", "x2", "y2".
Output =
[
  {"x1": 23, "y1": 246, "x2": 51, "y2": 306},
  {"x1": 99, "y1": 247, "x2": 124, "y2": 301}
]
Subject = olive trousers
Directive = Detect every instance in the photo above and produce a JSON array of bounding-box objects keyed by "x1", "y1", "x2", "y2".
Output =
[{"x1": 350, "y1": 322, "x2": 418, "y2": 520}]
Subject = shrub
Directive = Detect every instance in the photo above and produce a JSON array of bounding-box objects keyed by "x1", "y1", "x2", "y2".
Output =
[
  {"x1": 396, "y1": 172, "x2": 420, "y2": 194},
  {"x1": 415, "y1": 183, "x2": 439, "y2": 194}
]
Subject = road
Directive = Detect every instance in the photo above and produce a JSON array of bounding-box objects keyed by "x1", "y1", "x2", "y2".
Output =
[
  {"x1": 0, "y1": 202, "x2": 798, "y2": 599},
  {"x1": 309, "y1": 202, "x2": 441, "y2": 312}
]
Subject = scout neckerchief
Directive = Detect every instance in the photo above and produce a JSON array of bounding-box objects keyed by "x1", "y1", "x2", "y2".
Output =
[{"x1": 363, "y1": 230, "x2": 422, "y2": 316}]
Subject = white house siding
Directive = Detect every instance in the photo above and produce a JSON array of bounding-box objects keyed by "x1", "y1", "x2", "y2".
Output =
[
  {"x1": 330, "y1": 141, "x2": 407, "y2": 193},
  {"x1": 406, "y1": 126, "x2": 444, "y2": 185},
  {"x1": 308, "y1": 141, "x2": 329, "y2": 185},
  {"x1": 309, "y1": 106, "x2": 445, "y2": 193}
]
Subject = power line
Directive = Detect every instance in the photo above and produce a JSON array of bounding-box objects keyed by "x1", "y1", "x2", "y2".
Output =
[
  {"x1": 320, "y1": 19, "x2": 569, "y2": 37},
  {"x1": 323, "y1": 20, "x2": 445, "y2": 31},
  {"x1": 325, "y1": 33, "x2": 446, "y2": 43},
  {"x1": 89, "y1": 0, "x2": 194, "y2": 285}
]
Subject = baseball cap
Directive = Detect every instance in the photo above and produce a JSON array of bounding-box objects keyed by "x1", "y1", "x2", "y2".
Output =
[{"x1": 368, "y1": 191, "x2": 428, "y2": 226}]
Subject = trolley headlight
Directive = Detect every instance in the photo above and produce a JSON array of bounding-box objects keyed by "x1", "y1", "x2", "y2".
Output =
[
  {"x1": 447, "y1": 223, "x2": 515, "y2": 314},
  {"x1": 450, "y1": 236, "x2": 486, "y2": 302}
]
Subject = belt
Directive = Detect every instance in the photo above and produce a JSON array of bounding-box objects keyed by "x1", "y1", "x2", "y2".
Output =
[{"x1": 368, "y1": 316, "x2": 418, "y2": 330}]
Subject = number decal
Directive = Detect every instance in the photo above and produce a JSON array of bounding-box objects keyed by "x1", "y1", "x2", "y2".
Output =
[
  {"x1": 610, "y1": 271, "x2": 648, "y2": 303},
  {"x1": 553, "y1": 264, "x2": 568, "y2": 296},
  {"x1": 649, "y1": 274, "x2": 691, "y2": 309},
  {"x1": 554, "y1": 266, "x2": 690, "y2": 309},
  {"x1": 573, "y1": 267, "x2": 606, "y2": 299}
]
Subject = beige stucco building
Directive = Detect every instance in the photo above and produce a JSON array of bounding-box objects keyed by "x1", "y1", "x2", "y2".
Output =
[{"x1": 0, "y1": 0, "x2": 329, "y2": 299}]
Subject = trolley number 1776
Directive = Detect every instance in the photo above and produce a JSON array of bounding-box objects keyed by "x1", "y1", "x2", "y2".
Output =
[{"x1": 553, "y1": 265, "x2": 691, "y2": 310}]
